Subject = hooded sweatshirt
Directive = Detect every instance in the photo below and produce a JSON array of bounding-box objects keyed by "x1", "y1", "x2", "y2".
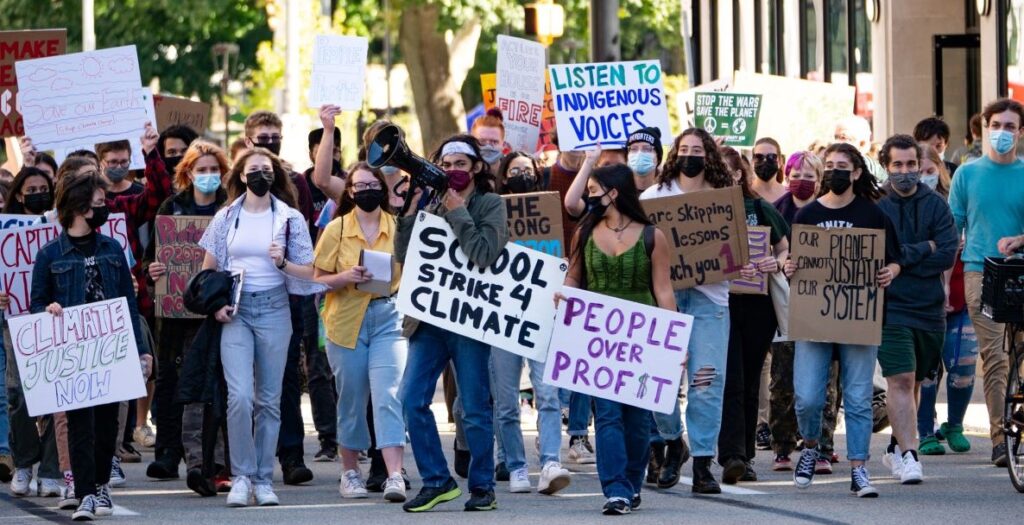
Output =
[{"x1": 878, "y1": 183, "x2": 958, "y2": 332}]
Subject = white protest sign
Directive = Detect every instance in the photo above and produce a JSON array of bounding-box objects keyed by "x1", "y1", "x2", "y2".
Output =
[
  {"x1": 397, "y1": 211, "x2": 566, "y2": 362},
  {"x1": 548, "y1": 60, "x2": 671, "y2": 151},
  {"x1": 543, "y1": 287, "x2": 693, "y2": 414},
  {"x1": 0, "y1": 214, "x2": 41, "y2": 229},
  {"x1": 308, "y1": 35, "x2": 369, "y2": 110},
  {"x1": 16, "y1": 46, "x2": 155, "y2": 170},
  {"x1": 7, "y1": 297, "x2": 145, "y2": 416},
  {"x1": 496, "y1": 35, "x2": 546, "y2": 152},
  {"x1": 675, "y1": 78, "x2": 731, "y2": 128}
]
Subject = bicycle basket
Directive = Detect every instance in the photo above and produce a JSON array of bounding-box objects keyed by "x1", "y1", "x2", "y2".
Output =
[{"x1": 981, "y1": 256, "x2": 1024, "y2": 323}]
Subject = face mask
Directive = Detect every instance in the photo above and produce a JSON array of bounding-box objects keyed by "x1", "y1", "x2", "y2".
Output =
[
  {"x1": 352, "y1": 188, "x2": 387, "y2": 212},
  {"x1": 824, "y1": 169, "x2": 852, "y2": 195},
  {"x1": 921, "y1": 174, "x2": 939, "y2": 190},
  {"x1": 164, "y1": 155, "x2": 183, "y2": 175},
  {"x1": 628, "y1": 151, "x2": 657, "y2": 176},
  {"x1": 990, "y1": 129, "x2": 1016, "y2": 155},
  {"x1": 504, "y1": 176, "x2": 535, "y2": 194},
  {"x1": 584, "y1": 190, "x2": 610, "y2": 218},
  {"x1": 87, "y1": 205, "x2": 110, "y2": 229},
  {"x1": 194, "y1": 173, "x2": 221, "y2": 194},
  {"x1": 105, "y1": 166, "x2": 129, "y2": 184},
  {"x1": 788, "y1": 179, "x2": 817, "y2": 201},
  {"x1": 380, "y1": 166, "x2": 400, "y2": 177},
  {"x1": 245, "y1": 169, "x2": 274, "y2": 197},
  {"x1": 480, "y1": 145, "x2": 503, "y2": 165},
  {"x1": 256, "y1": 141, "x2": 282, "y2": 156},
  {"x1": 754, "y1": 161, "x2": 778, "y2": 182},
  {"x1": 23, "y1": 193, "x2": 53, "y2": 214},
  {"x1": 677, "y1": 155, "x2": 705, "y2": 178},
  {"x1": 889, "y1": 171, "x2": 921, "y2": 194},
  {"x1": 446, "y1": 169, "x2": 473, "y2": 192}
]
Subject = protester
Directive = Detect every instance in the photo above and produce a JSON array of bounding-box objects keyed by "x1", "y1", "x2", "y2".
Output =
[
  {"x1": 96, "y1": 141, "x2": 144, "y2": 197},
  {"x1": 305, "y1": 126, "x2": 345, "y2": 240},
  {"x1": 471, "y1": 108, "x2": 507, "y2": 174},
  {"x1": 913, "y1": 117, "x2": 959, "y2": 174},
  {"x1": 834, "y1": 116, "x2": 887, "y2": 182},
  {"x1": 495, "y1": 152, "x2": 542, "y2": 195},
  {"x1": 625, "y1": 128, "x2": 662, "y2": 192},
  {"x1": 2, "y1": 167, "x2": 54, "y2": 215},
  {"x1": 751, "y1": 138, "x2": 788, "y2": 203},
  {"x1": 918, "y1": 144, "x2": 952, "y2": 197}
]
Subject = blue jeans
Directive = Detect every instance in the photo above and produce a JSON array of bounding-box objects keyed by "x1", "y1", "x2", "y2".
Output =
[
  {"x1": 220, "y1": 286, "x2": 293, "y2": 485},
  {"x1": 567, "y1": 392, "x2": 592, "y2": 437},
  {"x1": 326, "y1": 298, "x2": 408, "y2": 450},
  {"x1": 794, "y1": 342, "x2": 877, "y2": 461},
  {"x1": 654, "y1": 288, "x2": 725, "y2": 456},
  {"x1": 594, "y1": 398, "x2": 650, "y2": 499},
  {"x1": 401, "y1": 323, "x2": 494, "y2": 491},
  {"x1": 918, "y1": 310, "x2": 978, "y2": 437},
  {"x1": 0, "y1": 318, "x2": 9, "y2": 454},
  {"x1": 490, "y1": 348, "x2": 561, "y2": 470}
]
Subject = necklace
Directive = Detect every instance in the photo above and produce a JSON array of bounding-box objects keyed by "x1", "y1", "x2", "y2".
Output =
[{"x1": 607, "y1": 218, "x2": 632, "y2": 240}]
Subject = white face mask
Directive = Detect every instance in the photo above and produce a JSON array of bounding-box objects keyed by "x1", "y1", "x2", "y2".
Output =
[{"x1": 921, "y1": 174, "x2": 939, "y2": 190}]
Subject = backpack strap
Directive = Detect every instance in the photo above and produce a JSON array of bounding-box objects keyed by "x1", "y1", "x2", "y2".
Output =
[{"x1": 643, "y1": 224, "x2": 655, "y2": 259}]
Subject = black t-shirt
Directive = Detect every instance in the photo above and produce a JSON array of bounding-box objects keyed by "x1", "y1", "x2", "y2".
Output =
[
  {"x1": 69, "y1": 231, "x2": 105, "y2": 303},
  {"x1": 793, "y1": 195, "x2": 901, "y2": 265},
  {"x1": 303, "y1": 167, "x2": 345, "y2": 239}
]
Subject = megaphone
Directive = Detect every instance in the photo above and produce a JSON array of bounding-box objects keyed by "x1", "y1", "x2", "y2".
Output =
[{"x1": 366, "y1": 124, "x2": 449, "y2": 200}]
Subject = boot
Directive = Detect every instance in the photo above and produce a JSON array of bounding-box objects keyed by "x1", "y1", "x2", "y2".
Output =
[
  {"x1": 146, "y1": 449, "x2": 181, "y2": 480},
  {"x1": 720, "y1": 456, "x2": 746, "y2": 485},
  {"x1": 658, "y1": 438, "x2": 686, "y2": 488},
  {"x1": 646, "y1": 442, "x2": 666, "y2": 484},
  {"x1": 692, "y1": 457, "x2": 721, "y2": 494}
]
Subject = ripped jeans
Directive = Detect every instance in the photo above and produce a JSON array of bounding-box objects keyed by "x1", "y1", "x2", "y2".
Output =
[
  {"x1": 918, "y1": 310, "x2": 978, "y2": 437},
  {"x1": 653, "y1": 288, "x2": 728, "y2": 457}
]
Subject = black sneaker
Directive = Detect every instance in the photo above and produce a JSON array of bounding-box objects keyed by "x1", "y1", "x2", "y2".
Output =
[
  {"x1": 454, "y1": 445, "x2": 471, "y2": 479},
  {"x1": 282, "y1": 460, "x2": 313, "y2": 485},
  {"x1": 793, "y1": 448, "x2": 818, "y2": 489},
  {"x1": 602, "y1": 497, "x2": 631, "y2": 515},
  {"x1": 186, "y1": 468, "x2": 216, "y2": 497},
  {"x1": 313, "y1": 442, "x2": 338, "y2": 463},
  {"x1": 403, "y1": 477, "x2": 462, "y2": 512},
  {"x1": 739, "y1": 461, "x2": 757, "y2": 482},
  {"x1": 464, "y1": 489, "x2": 497, "y2": 511},
  {"x1": 631, "y1": 493, "x2": 641, "y2": 510},
  {"x1": 993, "y1": 442, "x2": 1009, "y2": 467},
  {"x1": 72, "y1": 495, "x2": 97, "y2": 521},
  {"x1": 755, "y1": 423, "x2": 772, "y2": 450},
  {"x1": 720, "y1": 457, "x2": 746, "y2": 485},
  {"x1": 582, "y1": 435, "x2": 595, "y2": 454},
  {"x1": 850, "y1": 466, "x2": 878, "y2": 498},
  {"x1": 495, "y1": 461, "x2": 510, "y2": 482},
  {"x1": 146, "y1": 449, "x2": 181, "y2": 480}
]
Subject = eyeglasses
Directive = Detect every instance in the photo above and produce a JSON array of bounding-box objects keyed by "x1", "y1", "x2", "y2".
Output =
[
  {"x1": 251, "y1": 134, "x2": 283, "y2": 144},
  {"x1": 753, "y1": 153, "x2": 778, "y2": 163},
  {"x1": 105, "y1": 159, "x2": 130, "y2": 168},
  {"x1": 628, "y1": 144, "x2": 655, "y2": 154},
  {"x1": 507, "y1": 167, "x2": 535, "y2": 178},
  {"x1": 352, "y1": 182, "x2": 382, "y2": 191}
]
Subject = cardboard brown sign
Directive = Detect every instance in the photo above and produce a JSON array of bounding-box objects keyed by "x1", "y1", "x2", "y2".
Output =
[
  {"x1": 0, "y1": 29, "x2": 67, "y2": 137},
  {"x1": 730, "y1": 225, "x2": 771, "y2": 295},
  {"x1": 503, "y1": 191, "x2": 564, "y2": 258},
  {"x1": 154, "y1": 95, "x2": 210, "y2": 134},
  {"x1": 643, "y1": 186, "x2": 749, "y2": 289},
  {"x1": 788, "y1": 225, "x2": 885, "y2": 346},
  {"x1": 154, "y1": 215, "x2": 212, "y2": 318}
]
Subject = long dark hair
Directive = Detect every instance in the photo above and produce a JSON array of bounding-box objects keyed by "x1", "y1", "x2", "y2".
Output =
[
  {"x1": 226, "y1": 147, "x2": 298, "y2": 209},
  {"x1": 570, "y1": 164, "x2": 653, "y2": 267},
  {"x1": 495, "y1": 151, "x2": 542, "y2": 194},
  {"x1": 430, "y1": 134, "x2": 495, "y2": 194},
  {"x1": 335, "y1": 162, "x2": 395, "y2": 217},
  {"x1": 719, "y1": 147, "x2": 759, "y2": 200},
  {"x1": 820, "y1": 142, "x2": 882, "y2": 200},
  {"x1": 658, "y1": 128, "x2": 732, "y2": 189},
  {"x1": 3, "y1": 166, "x2": 54, "y2": 214}
]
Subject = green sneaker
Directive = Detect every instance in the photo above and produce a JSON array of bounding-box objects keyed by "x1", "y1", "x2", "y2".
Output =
[
  {"x1": 403, "y1": 478, "x2": 461, "y2": 513},
  {"x1": 941, "y1": 423, "x2": 971, "y2": 453},
  {"x1": 919, "y1": 436, "x2": 945, "y2": 455}
]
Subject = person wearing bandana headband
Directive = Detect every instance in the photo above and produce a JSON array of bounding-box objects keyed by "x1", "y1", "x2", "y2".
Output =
[{"x1": 751, "y1": 138, "x2": 787, "y2": 203}]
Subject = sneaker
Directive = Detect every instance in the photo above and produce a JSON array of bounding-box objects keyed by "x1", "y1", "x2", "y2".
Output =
[
  {"x1": 0, "y1": 454, "x2": 13, "y2": 483},
  {"x1": 509, "y1": 467, "x2": 531, "y2": 493},
  {"x1": 755, "y1": 423, "x2": 772, "y2": 450},
  {"x1": 314, "y1": 442, "x2": 338, "y2": 462},
  {"x1": 118, "y1": 443, "x2": 142, "y2": 463},
  {"x1": 186, "y1": 468, "x2": 216, "y2": 497},
  {"x1": 739, "y1": 461, "x2": 757, "y2": 482},
  {"x1": 109, "y1": 457, "x2": 126, "y2": 487},
  {"x1": 146, "y1": 449, "x2": 181, "y2": 480},
  {"x1": 919, "y1": 436, "x2": 946, "y2": 456},
  {"x1": 537, "y1": 461, "x2": 571, "y2": 495},
  {"x1": 814, "y1": 458, "x2": 833, "y2": 475},
  {"x1": 568, "y1": 438, "x2": 595, "y2": 464},
  {"x1": 828, "y1": 451, "x2": 840, "y2": 464},
  {"x1": 602, "y1": 497, "x2": 631, "y2": 515},
  {"x1": 59, "y1": 473, "x2": 79, "y2": 510},
  {"x1": 582, "y1": 435, "x2": 595, "y2": 453},
  {"x1": 403, "y1": 477, "x2": 461, "y2": 512},
  {"x1": 215, "y1": 473, "x2": 233, "y2": 493},
  {"x1": 340, "y1": 469, "x2": 368, "y2": 499},
  {"x1": 882, "y1": 445, "x2": 903, "y2": 480},
  {"x1": 993, "y1": 442, "x2": 1009, "y2": 467},
  {"x1": 941, "y1": 423, "x2": 971, "y2": 453},
  {"x1": 38, "y1": 477, "x2": 61, "y2": 497},
  {"x1": 631, "y1": 493, "x2": 641, "y2": 510},
  {"x1": 10, "y1": 467, "x2": 32, "y2": 496},
  {"x1": 464, "y1": 489, "x2": 497, "y2": 511},
  {"x1": 721, "y1": 457, "x2": 746, "y2": 485},
  {"x1": 772, "y1": 455, "x2": 793, "y2": 471},
  {"x1": 72, "y1": 494, "x2": 97, "y2": 521},
  {"x1": 94, "y1": 484, "x2": 113, "y2": 516},
  {"x1": 254, "y1": 484, "x2": 279, "y2": 506},
  {"x1": 226, "y1": 476, "x2": 252, "y2": 507},
  {"x1": 282, "y1": 459, "x2": 314, "y2": 485},
  {"x1": 850, "y1": 466, "x2": 878, "y2": 498},
  {"x1": 495, "y1": 461, "x2": 510, "y2": 482},
  {"x1": 133, "y1": 425, "x2": 156, "y2": 448},
  {"x1": 383, "y1": 472, "x2": 406, "y2": 502},
  {"x1": 793, "y1": 449, "x2": 818, "y2": 488},
  {"x1": 900, "y1": 450, "x2": 923, "y2": 484}
]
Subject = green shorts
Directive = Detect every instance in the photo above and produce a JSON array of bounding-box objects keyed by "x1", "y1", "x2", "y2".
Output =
[{"x1": 878, "y1": 326, "x2": 944, "y2": 381}]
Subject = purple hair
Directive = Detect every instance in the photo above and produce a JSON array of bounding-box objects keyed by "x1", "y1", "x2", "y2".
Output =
[{"x1": 785, "y1": 151, "x2": 809, "y2": 178}]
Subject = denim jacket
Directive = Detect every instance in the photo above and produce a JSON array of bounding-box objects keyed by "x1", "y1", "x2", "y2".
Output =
[{"x1": 30, "y1": 232, "x2": 148, "y2": 355}]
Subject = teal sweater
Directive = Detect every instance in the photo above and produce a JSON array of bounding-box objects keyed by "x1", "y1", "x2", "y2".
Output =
[{"x1": 948, "y1": 155, "x2": 1024, "y2": 272}]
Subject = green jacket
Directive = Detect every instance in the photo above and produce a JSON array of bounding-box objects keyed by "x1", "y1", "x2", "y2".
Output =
[{"x1": 396, "y1": 190, "x2": 509, "y2": 268}]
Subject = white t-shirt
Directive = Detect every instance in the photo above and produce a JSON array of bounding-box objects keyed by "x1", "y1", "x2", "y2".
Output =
[
  {"x1": 228, "y1": 207, "x2": 286, "y2": 292},
  {"x1": 640, "y1": 179, "x2": 730, "y2": 307}
]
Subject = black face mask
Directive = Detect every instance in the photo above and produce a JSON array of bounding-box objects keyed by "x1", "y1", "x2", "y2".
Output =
[
  {"x1": 504, "y1": 176, "x2": 535, "y2": 195},
  {"x1": 584, "y1": 191, "x2": 610, "y2": 218},
  {"x1": 256, "y1": 142, "x2": 282, "y2": 156},
  {"x1": 164, "y1": 155, "x2": 183, "y2": 175},
  {"x1": 246, "y1": 169, "x2": 274, "y2": 197},
  {"x1": 824, "y1": 169, "x2": 853, "y2": 195},
  {"x1": 352, "y1": 189, "x2": 387, "y2": 212},
  {"x1": 677, "y1": 155, "x2": 705, "y2": 178},
  {"x1": 23, "y1": 193, "x2": 53, "y2": 214},
  {"x1": 86, "y1": 205, "x2": 109, "y2": 229},
  {"x1": 754, "y1": 161, "x2": 778, "y2": 182}
]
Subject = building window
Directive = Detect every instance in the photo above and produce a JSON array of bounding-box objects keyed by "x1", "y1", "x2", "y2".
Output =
[
  {"x1": 800, "y1": 0, "x2": 823, "y2": 80},
  {"x1": 757, "y1": 0, "x2": 783, "y2": 74},
  {"x1": 1008, "y1": 0, "x2": 1024, "y2": 101}
]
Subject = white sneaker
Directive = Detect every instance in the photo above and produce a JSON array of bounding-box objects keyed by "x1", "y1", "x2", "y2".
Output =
[
  {"x1": 38, "y1": 477, "x2": 61, "y2": 497},
  {"x1": 509, "y1": 467, "x2": 531, "y2": 493},
  {"x1": 133, "y1": 425, "x2": 157, "y2": 448},
  {"x1": 109, "y1": 457, "x2": 126, "y2": 488},
  {"x1": 253, "y1": 484, "x2": 279, "y2": 506},
  {"x1": 383, "y1": 472, "x2": 406, "y2": 503},
  {"x1": 10, "y1": 468, "x2": 32, "y2": 496},
  {"x1": 537, "y1": 461, "x2": 571, "y2": 495},
  {"x1": 340, "y1": 469, "x2": 367, "y2": 499},
  {"x1": 881, "y1": 445, "x2": 903, "y2": 480},
  {"x1": 59, "y1": 482, "x2": 79, "y2": 510},
  {"x1": 226, "y1": 476, "x2": 252, "y2": 507},
  {"x1": 899, "y1": 451, "x2": 923, "y2": 485},
  {"x1": 568, "y1": 439, "x2": 595, "y2": 464}
]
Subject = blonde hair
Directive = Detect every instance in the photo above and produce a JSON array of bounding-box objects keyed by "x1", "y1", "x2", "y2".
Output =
[
  {"x1": 174, "y1": 141, "x2": 230, "y2": 191},
  {"x1": 918, "y1": 143, "x2": 952, "y2": 197}
]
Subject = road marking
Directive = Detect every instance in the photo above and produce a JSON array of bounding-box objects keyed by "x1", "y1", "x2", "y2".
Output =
[{"x1": 113, "y1": 504, "x2": 140, "y2": 516}]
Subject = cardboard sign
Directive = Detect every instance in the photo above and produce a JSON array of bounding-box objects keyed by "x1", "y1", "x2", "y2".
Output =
[
  {"x1": 694, "y1": 92, "x2": 762, "y2": 147},
  {"x1": 543, "y1": 286, "x2": 693, "y2": 414},
  {"x1": 537, "y1": 70, "x2": 556, "y2": 151},
  {"x1": 0, "y1": 29, "x2": 67, "y2": 137},
  {"x1": 481, "y1": 73, "x2": 497, "y2": 111},
  {"x1": 16, "y1": 46, "x2": 154, "y2": 170},
  {"x1": 153, "y1": 94, "x2": 210, "y2": 134},
  {"x1": 397, "y1": 212, "x2": 567, "y2": 362},
  {"x1": 788, "y1": 225, "x2": 885, "y2": 346},
  {"x1": 496, "y1": 36, "x2": 546, "y2": 152},
  {"x1": 153, "y1": 215, "x2": 210, "y2": 318},
  {"x1": 503, "y1": 191, "x2": 564, "y2": 258},
  {"x1": 730, "y1": 226, "x2": 771, "y2": 295},
  {"x1": 308, "y1": 35, "x2": 368, "y2": 110},
  {"x1": 7, "y1": 297, "x2": 146, "y2": 416},
  {"x1": 643, "y1": 186, "x2": 749, "y2": 289},
  {"x1": 548, "y1": 60, "x2": 671, "y2": 151},
  {"x1": 0, "y1": 214, "x2": 41, "y2": 229}
]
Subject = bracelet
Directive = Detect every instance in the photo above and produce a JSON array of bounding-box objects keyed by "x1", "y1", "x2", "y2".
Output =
[{"x1": 276, "y1": 259, "x2": 288, "y2": 270}]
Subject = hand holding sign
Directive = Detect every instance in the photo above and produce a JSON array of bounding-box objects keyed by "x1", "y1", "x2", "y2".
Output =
[
  {"x1": 141, "y1": 121, "x2": 158, "y2": 154},
  {"x1": 319, "y1": 104, "x2": 341, "y2": 130}
]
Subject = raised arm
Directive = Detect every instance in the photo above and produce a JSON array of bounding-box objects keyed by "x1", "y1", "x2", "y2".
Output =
[{"x1": 311, "y1": 105, "x2": 346, "y2": 202}]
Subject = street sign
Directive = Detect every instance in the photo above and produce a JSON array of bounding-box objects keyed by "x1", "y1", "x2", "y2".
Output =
[{"x1": 693, "y1": 92, "x2": 762, "y2": 147}]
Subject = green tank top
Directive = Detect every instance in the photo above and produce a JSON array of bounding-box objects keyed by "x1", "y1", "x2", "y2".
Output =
[{"x1": 583, "y1": 232, "x2": 655, "y2": 306}]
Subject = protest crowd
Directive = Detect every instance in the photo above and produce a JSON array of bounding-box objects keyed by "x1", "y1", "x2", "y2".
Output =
[{"x1": 5, "y1": 32, "x2": 1024, "y2": 522}]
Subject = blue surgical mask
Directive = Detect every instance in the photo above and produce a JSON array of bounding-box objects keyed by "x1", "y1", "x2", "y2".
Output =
[
  {"x1": 194, "y1": 172, "x2": 221, "y2": 194},
  {"x1": 990, "y1": 129, "x2": 1017, "y2": 155},
  {"x1": 628, "y1": 151, "x2": 657, "y2": 176},
  {"x1": 921, "y1": 174, "x2": 939, "y2": 190}
]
